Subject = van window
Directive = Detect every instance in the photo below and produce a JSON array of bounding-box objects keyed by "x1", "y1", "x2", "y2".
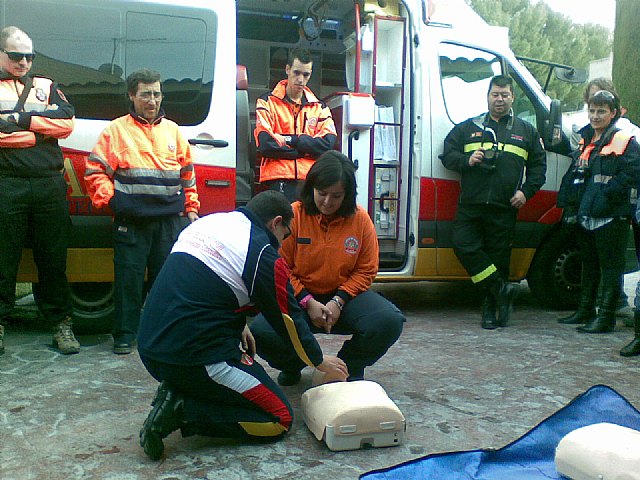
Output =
[
  {"x1": 5, "y1": 1, "x2": 214, "y2": 125},
  {"x1": 438, "y1": 43, "x2": 501, "y2": 124}
]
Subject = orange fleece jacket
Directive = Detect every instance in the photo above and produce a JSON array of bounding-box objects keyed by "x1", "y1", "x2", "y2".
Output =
[{"x1": 280, "y1": 201, "x2": 379, "y2": 299}]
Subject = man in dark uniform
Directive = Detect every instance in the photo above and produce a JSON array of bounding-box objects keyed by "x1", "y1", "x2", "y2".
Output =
[{"x1": 441, "y1": 75, "x2": 547, "y2": 329}]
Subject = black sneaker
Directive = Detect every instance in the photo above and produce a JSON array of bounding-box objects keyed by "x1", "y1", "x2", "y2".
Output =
[
  {"x1": 277, "y1": 370, "x2": 302, "y2": 386},
  {"x1": 113, "y1": 341, "x2": 133, "y2": 355},
  {"x1": 139, "y1": 381, "x2": 184, "y2": 460}
]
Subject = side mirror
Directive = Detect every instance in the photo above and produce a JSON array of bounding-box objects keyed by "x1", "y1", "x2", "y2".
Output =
[
  {"x1": 545, "y1": 99, "x2": 562, "y2": 147},
  {"x1": 554, "y1": 67, "x2": 587, "y2": 84}
]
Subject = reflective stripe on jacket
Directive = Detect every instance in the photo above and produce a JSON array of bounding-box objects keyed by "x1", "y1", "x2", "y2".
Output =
[
  {"x1": 85, "y1": 111, "x2": 199, "y2": 217},
  {"x1": 254, "y1": 80, "x2": 336, "y2": 182},
  {"x1": 0, "y1": 73, "x2": 74, "y2": 176}
]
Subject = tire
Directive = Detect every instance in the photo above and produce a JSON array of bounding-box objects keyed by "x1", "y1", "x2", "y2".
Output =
[
  {"x1": 527, "y1": 227, "x2": 582, "y2": 310},
  {"x1": 70, "y1": 282, "x2": 114, "y2": 334}
]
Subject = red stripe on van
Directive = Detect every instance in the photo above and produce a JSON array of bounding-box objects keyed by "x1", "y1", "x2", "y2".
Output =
[{"x1": 419, "y1": 177, "x2": 561, "y2": 224}]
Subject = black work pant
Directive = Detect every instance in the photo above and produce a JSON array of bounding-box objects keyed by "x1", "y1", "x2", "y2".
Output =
[
  {"x1": 0, "y1": 175, "x2": 72, "y2": 324},
  {"x1": 452, "y1": 204, "x2": 517, "y2": 285},
  {"x1": 140, "y1": 355, "x2": 292, "y2": 440},
  {"x1": 577, "y1": 218, "x2": 628, "y2": 310},
  {"x1": 112, "y1": 215, "x2": 183, "y2": 343},
  {"x1": 250, "y1": 290, "x2": 405, "y2": 378},
  {"x1": 263, "y1": 180, "x2": 302, "y2": 203}
]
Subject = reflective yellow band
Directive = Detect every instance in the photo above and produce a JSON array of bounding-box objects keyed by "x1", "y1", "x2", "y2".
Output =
[
  {"x1": 282, "y1": 313, "x2": 315, "y2": 367},
  {"x1": 464, "y1": 142, "x2": 529, "y2": 161},
  {"x1": 471, "y1": 264, "x2": 497, "y2": 284},
  {"x1": 238, "y1": 421, "x2": 288, "y2": 437}
]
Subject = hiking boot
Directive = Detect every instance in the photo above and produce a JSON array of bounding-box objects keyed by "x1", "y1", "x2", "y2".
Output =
[
  {"x1": 52, "y1": 317, "x2": 80, "y2": 354},
  {"x1": 0, "y1": 324, "x2": 5, "y2": 355},
  {"x1": 139, "y1": 381, "x2": 185, "y2": 461}
]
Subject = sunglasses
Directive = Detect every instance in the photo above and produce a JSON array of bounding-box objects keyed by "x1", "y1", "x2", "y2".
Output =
[{"x1": 1, "y1": 49, "x2": 36, "y2": 62}]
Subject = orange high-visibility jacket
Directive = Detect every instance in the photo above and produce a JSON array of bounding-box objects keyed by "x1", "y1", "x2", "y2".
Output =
[
  {"x1": 0, "y1": 73, "x2": 74, "y2": 176},
  {"x1": 85, "y1": 111, "x2": 199, "y2": 218},
  {"x1": 255, "y1": 80, "x2": 336, "y2": 182},
  {"x1": 280, "y1": 202, "x2": 379, "y2": 301}
]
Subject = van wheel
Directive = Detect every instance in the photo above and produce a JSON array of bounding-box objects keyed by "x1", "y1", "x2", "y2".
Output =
[
  {"x1": 70, "y1": 282, "x2": 114, "y2": 334},
  {"x1": 527, "y1": 227, "x2": 581, "y2": 309}
]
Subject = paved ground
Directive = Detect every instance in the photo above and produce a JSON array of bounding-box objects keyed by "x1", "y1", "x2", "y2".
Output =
[{"x1": 1, "y1": 276, "x2": 639, "y2": 480}]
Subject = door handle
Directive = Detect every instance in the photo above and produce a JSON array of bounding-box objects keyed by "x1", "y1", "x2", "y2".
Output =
[{"x1": 188, "y1": 139, "x2": 229, "y2": 147}]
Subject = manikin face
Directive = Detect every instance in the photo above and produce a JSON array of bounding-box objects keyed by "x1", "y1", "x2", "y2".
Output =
[
  {"x1": 0, "y1": 32, "x2": 33, "y2": 78},
  {"x1": 285, "y1": 58, "x2": 312, "y2": 98},
  {"x1": 313, "y1": 182, "x2": 346, "y2": 217},
  {"x1": 487, "y1": 85, "x2": 514, "y2": 120},
  {"x1": 129, "y1": 81, "x2": 162, "y2": 122}
]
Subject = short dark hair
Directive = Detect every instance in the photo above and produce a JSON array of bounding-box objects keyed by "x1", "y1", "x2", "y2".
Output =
[
  {"x1": 584, "y1": 77, "x2": 617, "y2": 104},
  {"x1": 299, "y1": 151, "x2": 357, "y2": 217},
  {"x1": 246, "y1": 190, "x2": 293, "y2": 226},
  {"x1": 588, "y1": 89, "x2": 621, "y2": 123},
  {"x1": 488, "y1": 75, "x2": 513, "y2": 94},
  {"x1": 126, "y1": 68, "x2": 162, "y2": 95},
  {"x1": 287, "y1": 48, "x2": 313, "y2": 66}
]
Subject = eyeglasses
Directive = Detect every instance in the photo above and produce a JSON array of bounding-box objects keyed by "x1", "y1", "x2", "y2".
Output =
[
  {"x1": 1, "y1": 49, "x2": 36, "y2": 62},
  {"x1": 137, "y1": 91, "x2": 162, "y2": 101},
  {"x1": 283, "y1": 222, "x2": 292, "y2": 240}
]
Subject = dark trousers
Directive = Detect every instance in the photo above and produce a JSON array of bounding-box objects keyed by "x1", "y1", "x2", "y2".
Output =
[
  {"x1": 452, "y1": 204, "x2": 517, "y2": 285},
  {"x1": 112, "y1": 215, "x2": 183, "y2": 342},
  {"x1": 0, "y1": 175, "x2": 72, "y2": 324},
  {"x1": 263, "y1": 180, "x2": 302, "y2": 203},
  {"x1": 250, "y1": 290, "x2": 405, "y2": 378},
  {"x1": 578, "y1": 219, "x2": 629, "y2": 309},
  {"x1": 140, "y1": 355, "x2": 292, "y2": 440}
]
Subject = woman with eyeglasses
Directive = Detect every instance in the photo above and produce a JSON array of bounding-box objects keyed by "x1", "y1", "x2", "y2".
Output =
[
  {"x1": 250, "y1": 151, "x2": 405, "y2": 385},
  {"x1": 557, "y1": 90, "x2": 640, "y2": 337}
]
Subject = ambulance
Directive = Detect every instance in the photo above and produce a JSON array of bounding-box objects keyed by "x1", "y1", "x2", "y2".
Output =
[{"x1": 3, "y1": 0, "x2": 603, "y2": 330}]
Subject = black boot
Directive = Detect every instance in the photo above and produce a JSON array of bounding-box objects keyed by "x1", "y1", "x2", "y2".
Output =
[
  {"x1": 577, "y1": 280, "x2": 618, "y2": 334},
  {"x1": 620, "y1": 311, "x2": 640, "y2": 357},
  {"x1": 558, "y1": 269, "x2": 598, "y2": 324},
  {"x1": 481, "y1": 295, "x2": 497, "y2": 330},
  {"x1": 139, "y1": 381, "x2": 185, "y2": 460},
  {"x1": 488, "y1": 277, "x2": 515, "y2": 327}
]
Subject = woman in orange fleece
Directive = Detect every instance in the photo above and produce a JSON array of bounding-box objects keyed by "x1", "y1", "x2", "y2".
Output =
[{"x1": 250, "y1": 151, "x2": 405, "y2": 385}]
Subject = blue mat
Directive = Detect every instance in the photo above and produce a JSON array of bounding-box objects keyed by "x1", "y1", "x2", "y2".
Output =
[{"x1": 361, "y1": 385, "x2": 640, "y2": 479}]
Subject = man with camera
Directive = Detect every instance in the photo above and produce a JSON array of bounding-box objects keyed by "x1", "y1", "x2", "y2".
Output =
[{"x1": 440, "y1": 75, "x2": 546, "y2": 329}]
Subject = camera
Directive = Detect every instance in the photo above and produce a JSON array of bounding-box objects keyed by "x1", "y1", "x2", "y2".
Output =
[{"x1": 478, "y1": 145, "x2": 498, "y2": 172}]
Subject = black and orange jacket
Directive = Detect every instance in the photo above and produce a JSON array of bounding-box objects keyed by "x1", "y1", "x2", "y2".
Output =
[
  {"x1": 0, "y1": 72, "x2": 74, "y2": 176},
  {"x1": 137, "y1": 207, "x2": 324, "y2": 367},
  {"x1": 85, "y1": 109, "x2": 199, "y2": 218},
  {"x1": 280, "y1": 202, "x2": 379, "y2": 302},
  {"x1": 254, "y1": 80, "x2": 336, "y2": 182}
]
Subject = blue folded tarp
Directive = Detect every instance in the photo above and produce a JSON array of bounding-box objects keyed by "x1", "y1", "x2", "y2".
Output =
[{"x1": 361, "y1": 385, "x2": 640, "y2": 479}]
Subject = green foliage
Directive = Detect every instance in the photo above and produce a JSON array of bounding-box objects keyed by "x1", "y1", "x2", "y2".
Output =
[
  {"x1": 612, "y1": 0, "x2": 640, "y2": 125},
  {"x1": 468, "y1": 0, "x2": 612, "y2": 112}
]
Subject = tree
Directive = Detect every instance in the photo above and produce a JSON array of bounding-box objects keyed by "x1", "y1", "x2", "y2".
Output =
[
  {"x1": 468, "y1": 0, "x2": 611, "y2": 112},
  {"x1": 612, "y1": 0, "x2": 640, "y2": 125}
]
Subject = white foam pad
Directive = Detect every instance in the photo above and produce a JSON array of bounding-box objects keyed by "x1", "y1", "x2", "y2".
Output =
[
  {"x1": 301, "y1": 380, "x2": 405, "y2": 451},
  {"x1": 555, "y1": 422, "x2": 640, "y2": 480}
]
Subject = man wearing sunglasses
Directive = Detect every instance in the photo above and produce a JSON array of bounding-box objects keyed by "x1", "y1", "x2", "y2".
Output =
[
  {"x1": 85, "y1": 69, "x2": 200, "y2": 355},
  {"x1": 0, "y1": 26, "x2": 79, "y2": 355},
  {"x1": 440, "y1": 75, "x2": 547, "y2": 330}
]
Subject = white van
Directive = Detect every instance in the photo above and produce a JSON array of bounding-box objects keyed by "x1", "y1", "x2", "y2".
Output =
[{"x1": 3, "y1": 0, "x2": 616, "y2": 329}]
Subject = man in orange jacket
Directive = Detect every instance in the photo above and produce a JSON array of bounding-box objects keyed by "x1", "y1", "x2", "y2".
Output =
[
  {"x1": 85, "y1": 69, "x2": 199, "y2": 355},
  {"x1": 254, "y1": 48, "x2": 337, "y2": 201}
]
